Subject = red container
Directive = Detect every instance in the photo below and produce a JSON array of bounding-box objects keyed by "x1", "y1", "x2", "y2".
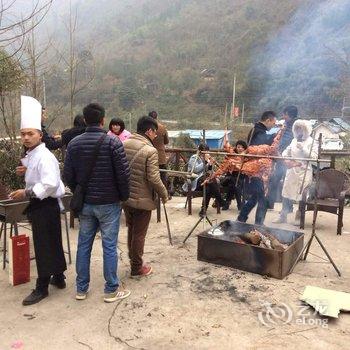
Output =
[{"x1": 9, "y1": 235, "x2": 30, "y2": 286}]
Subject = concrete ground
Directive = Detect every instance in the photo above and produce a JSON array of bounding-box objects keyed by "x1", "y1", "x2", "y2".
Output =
[{"x1": 1, "y1": 197, "x2": 350, "y2": 350}]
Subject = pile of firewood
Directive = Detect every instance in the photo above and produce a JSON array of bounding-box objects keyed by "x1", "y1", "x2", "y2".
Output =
[{"x1": 236, "y1": 229, "x2": 288, "y2": 251}]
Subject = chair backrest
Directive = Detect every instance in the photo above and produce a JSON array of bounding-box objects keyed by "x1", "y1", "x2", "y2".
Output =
[
  {"x1": 316, "y1": 169, "x2": 349, "y2": 199},
  {"x1": 0, "y1": 182, "x2": 9, "y2": 200}
]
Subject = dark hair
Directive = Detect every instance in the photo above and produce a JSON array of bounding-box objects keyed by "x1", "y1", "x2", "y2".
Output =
[
  {"x1": 73, "y1": 114, "x2": 86, "y2": 127},
  {"x1": 198, "y1": 142, "x2": 209, "y2": 151},
  {"x1": 260, "y1": 111, "x2": 276, "y2": 122},
  {"x1": 109, "y1": 117, "x2": 125, "y2": 133},
  {"x1": 83, "y1": 103, "x2": 105, "y2": 125},
  {"x1": 137, "y1": 116, "x2": 158, "y2": 134},
  {"x1": 283, "y1": 105, "x2": 298, "y2": 118},
  {"x1": 148, "y1": 111, "x2": 158, "y2": 119},
  {"x1": 235, "y1": 140, "x2": 247, "y2": 149}
]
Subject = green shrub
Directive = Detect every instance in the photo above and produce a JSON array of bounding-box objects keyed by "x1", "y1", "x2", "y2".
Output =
[{"x1": 0, "y1": 140, "x2": 25, "y2": 191}]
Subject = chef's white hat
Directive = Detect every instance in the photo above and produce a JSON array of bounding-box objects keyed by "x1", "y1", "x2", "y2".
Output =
[{"x1": 20, "y1": 95, "x2": 42, "y2": 130}]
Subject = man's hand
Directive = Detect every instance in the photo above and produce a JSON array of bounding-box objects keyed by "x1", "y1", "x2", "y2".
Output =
[
  {"x1": 201, "y1": 179, "x2": 210, "y2": 186},
  {"x1": 9, "y1": 189, "x2": 26, "y2": 201},
  {"x1": 16, "y1": 166, "x2": 27, "y2": 176},
  {"x1": 161, "y1": 197, "x2": 168, "y2": 204}
]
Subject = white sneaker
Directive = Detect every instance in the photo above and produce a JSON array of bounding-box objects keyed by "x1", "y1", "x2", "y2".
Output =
[
  {"x1": 104, "y1": 288, "x2": 131, "y2": 303},
  {"x1": 76, "y1": 291, "x2": 88, "y2": 300}
]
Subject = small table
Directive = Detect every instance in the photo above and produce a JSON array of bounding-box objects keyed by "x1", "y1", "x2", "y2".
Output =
[{"x1": 0, "y1": 194, "x2": 72, "y2": 269}]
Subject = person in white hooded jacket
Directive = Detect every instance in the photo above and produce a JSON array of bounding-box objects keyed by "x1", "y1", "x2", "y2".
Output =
[{"x1": 274, "y1": 119, "x2": 318, "y2": 224}]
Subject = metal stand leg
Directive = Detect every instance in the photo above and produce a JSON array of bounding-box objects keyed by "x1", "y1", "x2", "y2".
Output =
[
  {"x1": 183, "y1": 181, "x2": 213, "y2": 243},
  {"x1": 313, "y1": 234, "x2": 341, "y2": 276},
  {"x1": 0, "y1": 222, "x2": 3, "y2": 241},
  {"x1": 289, "y1": 133, "x2": 341, "y2": 277},
  {"x1": 64, "y1": 212, "x2": 72, "y2": 264},
  {"x1": 183, "y1": 217, "x2": 203, "y2": 244},
  {"x1": 3, "y1": 223, "x2": 7, "y2": 269},
  {"x1": 302, "y1": 234, "x2": 314, "y2": 260},
  {"x1": 13, "y1": 223, "x2": 19, "y2": 236}
]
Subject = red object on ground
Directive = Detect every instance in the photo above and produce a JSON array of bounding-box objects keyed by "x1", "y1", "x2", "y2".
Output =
[{"x1": 9, "y1": 235, "x2": 30, "y2": 286}]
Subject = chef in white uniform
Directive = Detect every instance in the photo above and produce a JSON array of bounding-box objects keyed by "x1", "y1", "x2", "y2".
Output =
[{"x1": 10, "y1": 96, "x2": 67, "y2": 306}]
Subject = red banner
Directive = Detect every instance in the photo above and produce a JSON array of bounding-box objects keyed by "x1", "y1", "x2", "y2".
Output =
[{"x1": 232, "y1": 106, "x2": 240, "y2": 118}]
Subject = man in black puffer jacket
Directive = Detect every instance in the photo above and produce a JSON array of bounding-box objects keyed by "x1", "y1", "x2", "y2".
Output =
[
  {"x1": 61, "y1": 114, "x2": 86, "y2": 147},
  {"x1": 247, "y1": 112, "x2": 277, "y2": 146},
  {"x1": 237, "y1": 111, "x2": 276, "y2": 225},
  {"x1": 64, "y1": 103, "x2": 131, "y2": 303}
]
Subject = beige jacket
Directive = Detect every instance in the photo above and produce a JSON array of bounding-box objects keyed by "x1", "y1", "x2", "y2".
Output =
[
  {"x1": 152, "y1": 121, "x2": 169, "y2": 165},
  {"x1": 123, "y1": 133, "x2": 168, "y2": 210}
]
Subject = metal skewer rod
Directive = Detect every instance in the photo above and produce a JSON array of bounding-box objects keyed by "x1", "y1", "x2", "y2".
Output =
[
  {"x1": 159, "y1": 169, "x2": 199, "y2": 178},
  {"x1": 201, "y1": 150, "x2": 324, "y2": 163}
]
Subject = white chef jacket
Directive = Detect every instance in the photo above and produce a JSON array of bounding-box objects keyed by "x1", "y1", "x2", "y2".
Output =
[{"x1": 22, "y1": 143, "x2": 65, "y2": 200}]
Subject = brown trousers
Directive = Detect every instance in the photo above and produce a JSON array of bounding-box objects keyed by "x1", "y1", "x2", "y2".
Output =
[{"x1": 123, "y1": 205, "x2": 152, "y2": 273}]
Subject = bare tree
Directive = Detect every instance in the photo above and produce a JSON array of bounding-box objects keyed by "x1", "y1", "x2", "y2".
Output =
[
  {"x1": 0, "y1": 0, "x2": 54, "y2": 140},
  {"x1": 0, "y1": 50, "x2": 24, "y2": 139},
  {"x1": 0, "y1": 0, "x2": 53, "y2": 60},
  {"x1": 325, "y1": 44, "x2": 350, "y2": 104},
  {"x1": 53, "y1": 0, "x2": 95, "y2": 123}
]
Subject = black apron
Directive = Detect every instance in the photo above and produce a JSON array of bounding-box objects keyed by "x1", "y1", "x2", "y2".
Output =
[{"x1": 25, "y1": 197, "x2": 67, "y2": 277}]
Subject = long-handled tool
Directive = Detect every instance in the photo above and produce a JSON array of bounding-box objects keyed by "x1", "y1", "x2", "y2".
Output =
[{"x1": 162, "y1": 201, "x2": 173, "y2": 245}]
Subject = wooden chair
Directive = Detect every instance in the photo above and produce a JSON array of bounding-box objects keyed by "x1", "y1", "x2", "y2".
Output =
[
  {"x1": 184, "y1": 179, "x2": 221, "y2": 215},
  {"x1": 299, "y1": 169, "x2": 350, "y2": 235},
  {"x1": 0, "y1": 182, "x2": 8, "y2": 201}
]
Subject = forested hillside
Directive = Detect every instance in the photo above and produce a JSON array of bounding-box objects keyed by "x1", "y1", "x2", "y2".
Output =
[{"x1": 39, "y1": 0, "x2": 350, "y2": 128}]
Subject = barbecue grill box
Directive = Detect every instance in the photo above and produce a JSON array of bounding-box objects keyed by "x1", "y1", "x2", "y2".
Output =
[
  {"x1": 197, "y1": 220, "x2": 304, "y2": 279},
  {"x1": 0, "y1": 193, "x2": 72, "y2": 223}
]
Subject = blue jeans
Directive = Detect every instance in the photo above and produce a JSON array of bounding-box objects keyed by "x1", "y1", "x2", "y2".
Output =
[
  {"x1": 280, "y1": 197, "x2": 294, "y2": 217},
  {"x1": 237, "y1": 178, "x2": 267, "y2": 225},
  {"x1": 76, "y1": 203, "x2": 121, "y2": 294},
  {"x1": 267, "y1": 161, "x2": 287, "y2": 207}
]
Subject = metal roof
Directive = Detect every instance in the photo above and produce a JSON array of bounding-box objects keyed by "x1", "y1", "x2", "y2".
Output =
[
  {"x1": 329, "y1": 117, "x2": 350, "y2": 132},
  {"x1": 168, "y1": 129, "x2": 231, "y2": 140},
  {"x1": 314, "y1": 122, "x2": 342, "y2": 134}
]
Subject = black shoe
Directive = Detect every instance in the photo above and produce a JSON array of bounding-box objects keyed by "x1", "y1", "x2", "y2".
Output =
[
  {"x1": 50, "y1": 275, "x2": 66, "y2": 289},
  {"x1": 22, "y1": 289, "x2": 48, "y2": 306},
  {"x1": 221, "y1": 202, "x2": 230, "y2": 210}
]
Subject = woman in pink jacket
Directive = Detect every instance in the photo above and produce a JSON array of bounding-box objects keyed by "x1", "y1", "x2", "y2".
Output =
[{"x1": 107, "y1": 117, "x2": 131, "y2": 142}]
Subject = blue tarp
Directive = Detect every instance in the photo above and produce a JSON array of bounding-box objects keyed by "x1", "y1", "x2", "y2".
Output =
[{"x1": 168, "y1": 129, "x2": 232, "y2": 148}]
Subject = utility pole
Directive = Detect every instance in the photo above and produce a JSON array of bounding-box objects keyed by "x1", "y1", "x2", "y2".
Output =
[
  {"x1": 224, "y1": 103, "x2": 228, "y2": 129},
  {"x1": 231, "y1": 74, "x2": 236, "y2": 121},
  {"x1": 42, "y1": 74, "x2": 46, "y2": 107},
  {"x1": 241, "y1": 103, "x2": 245, "y2": 124}
]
